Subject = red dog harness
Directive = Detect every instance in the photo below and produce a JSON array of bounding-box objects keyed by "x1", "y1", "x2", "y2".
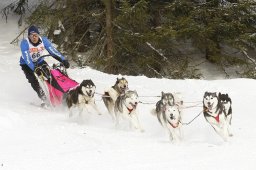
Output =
[
  {"x1": 204, "y1": 107, "x2": 222, "y2": 123},
  {"x1": 126, "y1": 107, "x2": 134, "y2": 114}
]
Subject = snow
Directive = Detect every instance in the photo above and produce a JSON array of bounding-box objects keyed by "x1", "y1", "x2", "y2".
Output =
[{"x1": 1, "y1": 16, "x2": 256, "y2": 170}]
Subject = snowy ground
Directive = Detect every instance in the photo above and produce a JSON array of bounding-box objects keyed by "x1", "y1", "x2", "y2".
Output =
[{"x1": 1, "y1": 16, "x2": 256, "y2": 170}]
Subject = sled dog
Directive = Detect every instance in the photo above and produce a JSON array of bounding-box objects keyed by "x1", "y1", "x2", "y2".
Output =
[
  {"x1": 155, "y1": 92, "x2": 175, "y2": 121},
  {"x1": 66, "y1": 79, "x2": 101, "y2": 117},
  {"x1": 159, "y1": 104, "x2": 182, "y2": 142},
  {"x1": 218, "y1": 92, "x2": 232, "y2": 135},
  {"x1": 203, "y1": 92, "x2": 233, "y2": 141},
  {"x1": 102, "y1": 77, "x2": 128, "y2": 120},
  {"x1": 114, "y1": 90, "x2": 143, "y2": 132}
]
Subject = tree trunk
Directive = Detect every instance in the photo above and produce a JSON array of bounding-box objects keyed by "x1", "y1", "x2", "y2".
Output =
[{"x1": 104, "y1": 0, "x2": 113, "y2": 58}]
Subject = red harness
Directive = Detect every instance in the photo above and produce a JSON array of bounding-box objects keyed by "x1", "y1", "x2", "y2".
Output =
[
  {"x1": 215, "y1": 113, "x2": 220, "y2": 123},
  {"x1": 126, "y1": 107, "x2": 134, "y2": 114},
  {"x1": 204, "y1": 107, "x2": 221, "y2": 123}
]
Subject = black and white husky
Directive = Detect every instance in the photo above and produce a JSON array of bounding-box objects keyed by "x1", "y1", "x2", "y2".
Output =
[
  {"x1": 66, "y1": 79, "x2": 101, "y2": 117},
  {"x1": 102, "y1": 77, "x2": 128, "y2": 120},
  {"x1": 114, "y1": 90, "x2": 144, "y2": 132},
  {"x1": 203, "y1": 92, "x2": 233, "y2": 141}
]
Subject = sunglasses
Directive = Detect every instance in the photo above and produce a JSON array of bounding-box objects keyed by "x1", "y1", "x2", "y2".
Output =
[{"x1": 29, "y1": 33, "x2": 39, "y2": 38}]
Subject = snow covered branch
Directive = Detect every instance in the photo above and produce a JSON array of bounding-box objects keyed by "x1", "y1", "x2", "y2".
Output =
[
  {"x1": 242, "y1": 50, "x2": 256, "y2": 70},
  {"x1": 146, "y1": 42, "x2": 167, "y2": 61}
]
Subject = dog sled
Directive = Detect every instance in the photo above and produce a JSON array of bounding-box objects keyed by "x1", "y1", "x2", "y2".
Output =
[{"x1": 34, "y1": 55, "x2": 79, "y2": 107}]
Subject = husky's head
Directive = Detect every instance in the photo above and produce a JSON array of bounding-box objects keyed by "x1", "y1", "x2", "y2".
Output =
[
  {"x1": 219, "y1": 93, "x2": 232, "y2": 113},
  {"x1": 203, "y1": 92, "x2": 219, "y2": 111},
  {"x1": 161, "y1": 92, "x2": 175, "y2": 106},
  {"x1": 114, "y1": 77, "x2": 128, "y2": 94},
  {"x1": 124, "y1": 90, "x2": 139, "y2": 109},
  {"x1": 80, "y1": 79, "x2": 96, "y2": 97},
  {"x1": 164, "y1": 105, "x2": 181, "y2": 128},
  {"x1": 218, "y1": 93, "x2": 232, "y2": 104}
]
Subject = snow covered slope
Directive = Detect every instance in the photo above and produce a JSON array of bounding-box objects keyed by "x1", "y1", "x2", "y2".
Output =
[{"x1": 0, "y1": 17, "x2": 256, "y2": 170}]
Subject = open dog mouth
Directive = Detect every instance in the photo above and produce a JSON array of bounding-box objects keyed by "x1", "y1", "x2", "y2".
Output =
[
  {"x1": 207, "y1": 103, "x2": 213, "y2": 109},
  {"x1": 120, "y1": 86, "x2": 128, "y2": 92},
  {"x1": 86, "y1": 91, "x2": 94, "y2": 97}
]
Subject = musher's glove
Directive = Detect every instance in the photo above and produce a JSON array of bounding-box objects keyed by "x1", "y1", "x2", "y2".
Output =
[
  {"x1": 62, "y1": 60, "x2": 70, "y2": 68},
  {"x1": 34, "y1": 66, "x2": 41, "y2": 76}
]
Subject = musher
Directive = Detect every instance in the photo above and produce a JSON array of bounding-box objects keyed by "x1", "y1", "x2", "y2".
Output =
[{"x1": 20, "y1": 25, "x2": 70, "y2": 107}]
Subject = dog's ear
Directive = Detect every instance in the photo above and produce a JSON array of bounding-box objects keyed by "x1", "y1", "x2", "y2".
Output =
[
  {"x1": 80, "y1": 80, "x2": 86, "y2": 86},
  {"x1": 203, "y1": 91, "x2": 208, "y2": 97},
  {"x1": 89, "y1": 79, "x2": 96, "y2": 87},
  {"x1": 116, "y1": 77, "x2": 120, "y2": 84},
  {"x1": 161, "y1": 91, "x2": 165, "y2": 96}
]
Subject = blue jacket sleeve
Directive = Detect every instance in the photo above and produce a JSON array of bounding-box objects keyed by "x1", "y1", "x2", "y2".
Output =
[
  {"x1": 42, "y1": 37, "x2": 66, "y2": 62},
  {"x1": 20, "y1": 39, "x2": 35, "y2": 70}
]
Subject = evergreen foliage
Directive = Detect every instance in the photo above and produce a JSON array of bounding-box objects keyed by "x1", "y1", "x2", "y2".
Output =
[
  {"x1": 2, "y1": 0, "x2": 256, "y2": 79},
  {"x1": 1, "y1": 0, "x2": 29, "y2": 26}
]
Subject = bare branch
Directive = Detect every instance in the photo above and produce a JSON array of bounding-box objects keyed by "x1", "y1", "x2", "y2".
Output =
[
  {"x1": 146, "y1": 42, "x2": 167, "y2": 61},
  {"x1": 10, "y1": 25, "x2": 30, "y2": 44},
  {"x1": 242, "y1": 50, "x2": 256, "y2": 70},
  {"x1": 147, "y1": 64, "x2": 164, "y2": 78}
]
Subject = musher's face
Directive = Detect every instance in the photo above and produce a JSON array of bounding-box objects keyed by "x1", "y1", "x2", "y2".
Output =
[{"x1": 29, "y1": 33, "x2": 39, "y2": 44}]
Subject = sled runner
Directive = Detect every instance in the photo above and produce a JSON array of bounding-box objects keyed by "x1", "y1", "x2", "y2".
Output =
[{"x1": 34, "y1": 55, "x2": 79, "y2": 107}]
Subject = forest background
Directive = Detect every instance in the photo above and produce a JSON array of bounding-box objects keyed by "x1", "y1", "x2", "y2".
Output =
[{"x1": 2, "y1": 0, "x2": 256, "y2": 79}]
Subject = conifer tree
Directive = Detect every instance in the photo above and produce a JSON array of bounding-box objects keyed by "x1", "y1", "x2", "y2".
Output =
[{"x1": 3, "y1": 0, "x2": 256, "y2": 78}]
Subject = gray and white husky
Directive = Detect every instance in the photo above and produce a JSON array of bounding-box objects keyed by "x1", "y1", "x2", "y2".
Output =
[
  {"x1": 114, "y1": 90, "x2": 144, "y2": 132},
  {"x1": 102, "y1": 77, "x2": 128, "y2": 120},
  {"x1": 152, "y1": 92, "x2": 182, "y2": 142},
  {"x1": 203, "y1": 92, "x2": 233, "y2": 141},
  {"x1": 155, "y1": 92, "x2": 175, "y2": 123},
  {"x1": 161, "y1": 105, "x2": 182, "y2": 142}
]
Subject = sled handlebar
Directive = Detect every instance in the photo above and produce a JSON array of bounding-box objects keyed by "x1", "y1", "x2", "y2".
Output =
[
  {"x1": 34, "y1": 54, "x2": 67, "y2": 77},
  {"x1": 35, "y1": 54, "x2": 66, "y2": 69},
  {"x1": 36, "y1": 54, "x2": 53, "y2": 61}
]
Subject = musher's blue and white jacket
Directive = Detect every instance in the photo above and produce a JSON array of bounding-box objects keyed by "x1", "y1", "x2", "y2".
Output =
[{"x1": 20, "y1": 36, "x2": 65, "y2": 71}]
